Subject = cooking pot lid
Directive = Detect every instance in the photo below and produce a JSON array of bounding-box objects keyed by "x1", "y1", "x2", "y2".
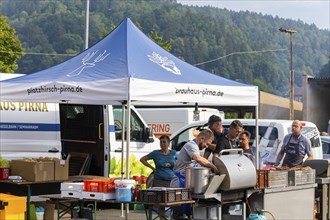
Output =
[
  {"x1": 204, "y1": 174, "x2": 225, "y2": 195},
  {"x1": 190, "y1": 167, "x2": 210, "y2": 170}
]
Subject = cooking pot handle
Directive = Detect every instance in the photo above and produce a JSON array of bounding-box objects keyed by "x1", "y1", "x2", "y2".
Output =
[{"x1": 219, "y1": 149, "x2": 243, "y2": 156}]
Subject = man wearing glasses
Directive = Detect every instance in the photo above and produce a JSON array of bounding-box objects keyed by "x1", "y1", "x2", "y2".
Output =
[
  {"x1": 212, "y1": 119, "x2": 243, "y2": 163},
  {"x1": 274, "y1": 120, "x2": 313, "y2": 168},
  {"x1": 239, "y1": 130, "x2": 256, "y2": 166}
]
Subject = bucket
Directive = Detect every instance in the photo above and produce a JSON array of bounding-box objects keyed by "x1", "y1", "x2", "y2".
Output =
[
  {"x1": 36, "y1": 212, "x2": 44, "y2": 220},
  {"x1": 114, "y1": 179, "x2": 135, "y2": 202}
]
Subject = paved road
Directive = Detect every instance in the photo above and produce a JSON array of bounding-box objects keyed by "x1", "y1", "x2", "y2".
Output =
[{"x1": 57, "y1": 207, "x2": 151, "y2": 220}]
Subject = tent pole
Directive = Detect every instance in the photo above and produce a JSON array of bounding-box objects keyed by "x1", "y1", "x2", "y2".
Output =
[
  {"x1": 125, "y1": 99, "x2": 131, "y2": 220},
  {"x1": 84, "y1": 0, "x2": 89, "y2": 49},
  {"x1": 255, "y1": 105, "x2": 259, "y2": 169},
  {"x1": 126, "y1": 99, "x2": 131, "y2": 179},
  {"x1": 120, "y1": 103, "x2": 126, "y2": 217},
  {"x1": 120, "y1": 103, "x2": 126, "y2": 179}
]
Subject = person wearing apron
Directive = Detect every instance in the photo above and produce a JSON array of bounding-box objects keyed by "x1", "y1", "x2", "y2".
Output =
[
  {"x1": 170, "y1": 129, "x2": 219, "y2": 220},
  {"x1": 274, "y1": 120, "x2": 313, "y2": 168}
]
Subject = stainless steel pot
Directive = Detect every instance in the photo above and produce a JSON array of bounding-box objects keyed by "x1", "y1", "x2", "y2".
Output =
[{"x1": 186, "y1": 166, "x2": 211, "y2": 194}]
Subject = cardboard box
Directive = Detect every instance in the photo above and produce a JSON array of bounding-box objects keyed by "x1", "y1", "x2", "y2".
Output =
[
  {"x1": 37, "y1": 158, "x2": 69, "y2": 181},
  {"x1": 54, "y1": 159, "x2": 68, "y2": 181},
  {"x1": 11, "y1": 160, "x2": 54, "y2": 182}
]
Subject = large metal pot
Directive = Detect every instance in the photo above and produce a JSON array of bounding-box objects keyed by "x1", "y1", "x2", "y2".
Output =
[
  {"x1": 185, "y1": 166, "x2": 211, "y2": 194},
  {"x1": 213, "y1": 149, "x2": 256, "y2": 191}
]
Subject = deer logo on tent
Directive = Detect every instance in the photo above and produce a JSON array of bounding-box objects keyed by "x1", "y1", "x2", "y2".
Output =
[
  {"x1": 148, "y1": 52, "x2": 181, "y2": 75},
  {"x1": 67, "y1": 50, "x2": 110, "y2": 77}
]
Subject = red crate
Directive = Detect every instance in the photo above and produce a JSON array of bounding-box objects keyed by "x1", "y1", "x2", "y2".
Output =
[{"x1": 84, "y1": 178, "x2": 115, "y2": 193}]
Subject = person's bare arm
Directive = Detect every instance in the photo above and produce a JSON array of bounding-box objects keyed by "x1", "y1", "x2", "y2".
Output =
[
  {"x1": 207, "y1": 143, "x2": 216, "y2": 151},
  {"x1": 192, "y1": 154, "x2": 219, "y2": 174},
  {"x1": 274, "y1": 148, "x2": 285, "y2": 166},
  {"x1": 140, "y1": 155, "x2": 155, "y2": 171},
  {"x1": 306, "y1": 155, "x2": 313, "y2": 161},
  {"x1": 211, "y1": 153, "x2": 219, "y2": 164}
]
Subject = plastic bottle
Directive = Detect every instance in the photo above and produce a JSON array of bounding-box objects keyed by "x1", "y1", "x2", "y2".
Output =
[
  {"x1": 140, "y1": 175, "x2": 146, "y2": 189},
  {"x1": 132, "y1": 175, "x2": 139, "y2": 185}
]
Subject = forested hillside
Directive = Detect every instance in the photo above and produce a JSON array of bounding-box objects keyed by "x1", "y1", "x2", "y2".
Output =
[{"x1": 0, "y1": 0, "x2": 329, "y2": 96}]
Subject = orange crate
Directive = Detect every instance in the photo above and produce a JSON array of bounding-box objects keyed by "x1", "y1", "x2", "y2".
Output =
[{"x1": 84, "y1": 178, "x2": 115, "y2": 193}]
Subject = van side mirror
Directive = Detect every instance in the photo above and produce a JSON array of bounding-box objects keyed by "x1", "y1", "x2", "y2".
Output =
[{"x1": 143, "y1": 127, "x2": 154, "y2": 143}]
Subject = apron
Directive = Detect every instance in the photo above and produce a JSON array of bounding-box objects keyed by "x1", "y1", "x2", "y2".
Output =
[{"x1": 283, "y1": 135, "x2": 304, "y2": 167}]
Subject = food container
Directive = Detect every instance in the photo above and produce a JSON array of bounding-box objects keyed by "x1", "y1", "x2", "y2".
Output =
[
  {"x1": 114, "y1": 179, "x2": 135, "y2": 202},
  {"x1": 186, "y1": 167, "x2": 211, "y2": 194},
  {"x1": 0, "y1": 168, "x2": 9, "y2": 180}
]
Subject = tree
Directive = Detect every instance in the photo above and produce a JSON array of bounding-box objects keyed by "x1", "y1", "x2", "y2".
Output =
[
  {"x1": 148, "y1": 30, "x2": 172, "y2": 52},
  {"x1": 318, "y1": 58, "x2": 330, "y2": 78},
  {"x1": 0, "y1": 15, "x2": 23, "y2": 73}
]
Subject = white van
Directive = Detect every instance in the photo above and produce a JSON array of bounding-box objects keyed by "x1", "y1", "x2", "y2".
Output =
[
  {"x1": 0, "y1": 102, "x2": 159, "y2": 177},
  {"x1": 0, "y1": 74, "x2": 159, "y2": 177},
  {"x1": 170, "y1": 119, "x2": 323, "y2": 166},
  {"x1": 137, "y1": 107, "x2": 224, "y2": 138}
]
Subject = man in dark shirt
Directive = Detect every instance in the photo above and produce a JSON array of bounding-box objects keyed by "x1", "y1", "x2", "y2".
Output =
[
  {"x1": 203, "y1": 115, "x2": 225, "y2": 160},
  {"x1": 212, "y1": 120, "x2": 243, "y2": 162}
]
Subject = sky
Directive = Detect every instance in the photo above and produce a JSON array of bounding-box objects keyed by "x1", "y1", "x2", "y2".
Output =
[{"x1": 178, "y1": 0, "x2": 330, "y2": 30}]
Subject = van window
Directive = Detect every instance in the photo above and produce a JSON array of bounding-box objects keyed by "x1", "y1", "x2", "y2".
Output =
[
  {"x1": 171, "y1": 124, "x2": 208, "y2": 151},
  {"x1": 113, "y1": 106, "x2": 144, "y2": 142},
  {"x1": 301, "y1": 127, "x2": 321, "y2": 148}
]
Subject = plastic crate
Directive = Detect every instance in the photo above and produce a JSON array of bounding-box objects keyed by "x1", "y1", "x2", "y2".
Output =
[
  {"x1": 61, "y1": 182, "x2": 84, "y2": 192},
  {"x1": 81, "y1": 191, "x2": 115, "y2": 201},
  {"x1": 84, "y1": 178, "x2": 115, "y2": 193},
  {"x1": 0, "y1": 212, "x2": 25, "y2": 220},
  {"x1": 0, "y1": 194, "x2": 26, "y2": 220},
  {"x1": 138, "y1": 188, "x2": 191, "y2": 203},
  {"x1": 288, "y1": 169, "x2": 315, "y2": 186}
]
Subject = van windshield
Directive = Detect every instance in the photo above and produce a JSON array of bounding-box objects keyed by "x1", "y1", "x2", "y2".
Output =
[
  {"x1": 301, "y1": 127, "x2": 321, "y2": 148},
  {"x1": 113, "y1": 106, "x2": 144, "y2": 142}
]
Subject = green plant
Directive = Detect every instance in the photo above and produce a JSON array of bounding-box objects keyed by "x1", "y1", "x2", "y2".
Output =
[
  {"x1": 0, "y1": 155, "x2": 11, "y2": 168},
  {"x1": 109, "y1": 155, "x2": 154, "y2": 177}
]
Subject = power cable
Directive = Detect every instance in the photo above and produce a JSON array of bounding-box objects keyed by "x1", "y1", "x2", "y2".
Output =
[
  {"x1": 0, "y1": 50, "x2": 77, "y2": 57},
  {"x1": 194, "y1": 48, "x2": 287, "y2": 66}
]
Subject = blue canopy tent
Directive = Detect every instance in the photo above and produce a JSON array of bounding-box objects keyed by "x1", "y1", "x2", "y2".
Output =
[{"x1": 0, "y1": 18, "x2": 259, "y2": 178}]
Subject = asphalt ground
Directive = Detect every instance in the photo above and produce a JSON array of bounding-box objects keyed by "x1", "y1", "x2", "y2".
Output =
[
  {"x1": 52, "y1": 203, "x2": 161, "y2": 220},
  {"x1": 56, "y1": 208, "x2": 148, "y2": 220}
]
